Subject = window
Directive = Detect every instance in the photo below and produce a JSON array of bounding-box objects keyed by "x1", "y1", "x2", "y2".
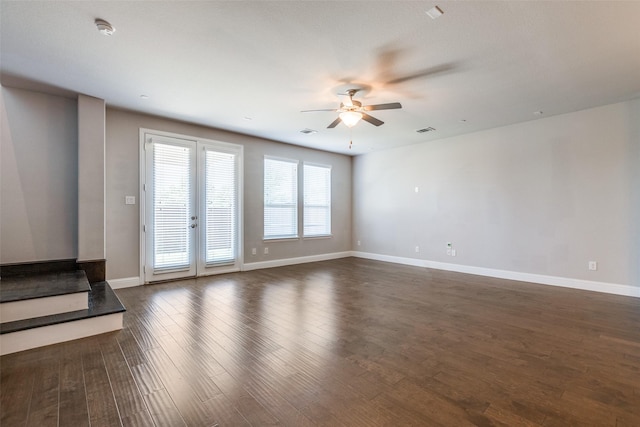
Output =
[
  {"x1": 304, "y1": 163, "x2": 331, "y2": 237},
  {"x1": 264, "y1": 157, "x2": 298, "y2": 239}
]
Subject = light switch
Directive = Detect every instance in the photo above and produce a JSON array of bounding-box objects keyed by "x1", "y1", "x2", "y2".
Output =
[{"x1": 125, "y1": 196, "x2": 136, "y2": 205}]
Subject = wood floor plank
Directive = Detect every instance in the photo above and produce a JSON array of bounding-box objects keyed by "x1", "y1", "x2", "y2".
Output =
[
  {"x1": 24, "y1": 356, "x2": 59, "y2": 427},
  {"x1": 143, "y1": 346, "x2": 221, "y2": 426},
  {"x1": 116, "y1": 328, "x2": 148, "y2": 367},
  {"x1": 143, "y1": 389, "x2": 187, "y2": 427},
  {"x1": 82, "y1": 338, "x2": 123, "y2": 427},
  {"x1": 129, "y1": 362, "x2": 165, "y2": 396},
  {"x1": 153, "y1": 332, "x2": 225, "y2": 402},
  {"x1": 483, "y1": 403, "x2": 542, "y2": 427},
  {"x1": 100, "y1": 339, "x2": 154, "y2": 426},
  {"x1": 242, "y1": 374, "x2": 317, "y2": 427},
  {"x1": 211, "y1": 370, "x2": 280, "y2": 426},
  {"x1": 59, "y1": 344, "x2": 90, "y2": 427},
  {"x1": 0, "y1": 358, "x2": 36, "y2": 427}
]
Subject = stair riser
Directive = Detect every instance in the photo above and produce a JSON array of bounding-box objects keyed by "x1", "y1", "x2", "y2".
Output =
[
  {"x1": 0, "y1": 292, "x2": 89, "y2": 323},
  {"x1": 0, "y1": 313, "x2": 123, "y2": 355}
]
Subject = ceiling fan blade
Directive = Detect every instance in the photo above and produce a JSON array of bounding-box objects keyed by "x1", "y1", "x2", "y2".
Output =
[
  {"x1": 327, "y1": 117, "x2": 342, "y2": 128},
  {"x1": 364, "y1": 102, "x2": 402, "y2": 111},
  {"x1": 361, "y1": 113, "x2": 384, "y2": 126},
  {"x1": 301, "y1": 109, "x2": 336, "y2": 113},
  {"x1": 386, "y1": 63, "x2": 457, "y2": 85}
]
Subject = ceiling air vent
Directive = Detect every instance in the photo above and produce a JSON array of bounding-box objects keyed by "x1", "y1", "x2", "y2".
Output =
[
  {"x1": 416, "y1": 127, "x2": 436, "y2": 133},
  {"x1": 300, "y1": 128, "x2": 317, "y2": 135}
]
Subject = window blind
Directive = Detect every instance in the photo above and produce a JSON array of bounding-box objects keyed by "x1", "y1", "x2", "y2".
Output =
[
  {"x1": 264, "y1": 157, "x2": 298, "y2": 239},
  {"x1": 153, "y1": 143, "x2": 192, "y2": 270},
  {"x1": 205, "y1": 150, "x2": 237, "y2": 265},
  {"x1": 304, "y1": 163, "x2": 331, "y2": 236}
]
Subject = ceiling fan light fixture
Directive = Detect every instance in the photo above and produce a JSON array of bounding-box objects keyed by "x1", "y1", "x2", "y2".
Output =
[{"x1": 339, "y1": 111, "x2": 363, "y2": 128}]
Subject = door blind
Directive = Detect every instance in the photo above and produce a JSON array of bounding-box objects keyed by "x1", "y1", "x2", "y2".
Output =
[
  {"x1": 205, "y1": 150, "x2": 237, "y2": 265},
  {"x1": 153, "y1": 143, "x2": 192, "y2": 271}
]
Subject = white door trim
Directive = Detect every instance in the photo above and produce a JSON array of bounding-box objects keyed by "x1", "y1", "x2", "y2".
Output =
[{"x1": 139, "y1": 128, "x2": 244, "y2": 284}]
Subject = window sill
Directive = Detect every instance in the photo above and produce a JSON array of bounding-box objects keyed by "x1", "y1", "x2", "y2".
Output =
[
  {"x1": 263, "y1": 236, "x2": 300, "y2": 242},
  {"x1": 303, "y1": 234, "x2": 333, "y2": 240}
]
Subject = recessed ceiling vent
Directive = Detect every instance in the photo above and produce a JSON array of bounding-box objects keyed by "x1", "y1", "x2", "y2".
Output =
[
  {"x1": 300, "y1": 128, "x2": 317, "y2": 135},
  {"x1": 416, "y1": 127, "x2": 436, "y2": 133}
]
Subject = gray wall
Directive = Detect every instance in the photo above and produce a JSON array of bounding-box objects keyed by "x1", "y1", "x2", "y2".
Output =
[
  {"x1": 353, "y1": 99, "x2": 640, "y2": 287},
  {"x1": 105, "y1": 108, "x2": 352, "y2": 280},
  {"x1": 1, "y1": 86, "x2": 78, "y2": 264}
]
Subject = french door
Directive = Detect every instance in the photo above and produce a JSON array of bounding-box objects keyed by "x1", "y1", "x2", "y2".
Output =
[{"x1": 141, "y1": 130, "x2": 242, "y2": 283}]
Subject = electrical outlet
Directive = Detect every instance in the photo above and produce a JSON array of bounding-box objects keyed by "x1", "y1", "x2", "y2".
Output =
[
  {"x1": 251, "y1": 248, "x2": 256, "y2": 255},
  {"x1": 414, "y1": 186, "x2": 419, "y2": 193},
  {"x1": 588, "y1": 261, "x2": 597, "y2": 271},
  {"x1": 357, "y1": 240, "x2": 361, "y2": 246},
  {"x1": 446, "y1": 248, "x2": 452, "y2": 256},
  {"x1": 125, "y1": 196, "x2": 135, "y2": 205},
  {"x1": 264, "y1": 247, "x2": 269, "y2": 255},
  {"x1": 415, "y1": 246, "x2": 420, "y2": 253}
]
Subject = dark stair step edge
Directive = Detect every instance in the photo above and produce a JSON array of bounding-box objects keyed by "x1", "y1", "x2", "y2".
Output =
[
  {"x1": 0, "y1": 270, "x2": 91, "y2": 303},
  {"x1": 0, "y1": 259, "x2": 77, "y2": 277},
  {"x1": 0, "y1": 281, "x2": 126, "y2": 335}
]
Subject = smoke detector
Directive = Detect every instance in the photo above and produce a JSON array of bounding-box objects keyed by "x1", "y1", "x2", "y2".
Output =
[
  {"x1": 95, "y1": 19, "x2": 115, "y2": 36},
  {"x1": 426, "y1": 6, "x2": 444, "y2": 20}
]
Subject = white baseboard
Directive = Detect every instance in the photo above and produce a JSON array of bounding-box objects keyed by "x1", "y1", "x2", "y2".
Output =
[
  {"x1": 352, "y1": 251, "x2": 640, "y2": 298},
  {"x1": 107, "y1": 277, "x2": 141, "y2": 289},
  {"x1": 0, "y1": 313, "x2": 123, "y2": 356},
  {"x1": 109, "y1": 253, "x2": 351, "y2": 284},
  {"x1": 350, "y1": 251, "x2": 425, "y2": 268},
  {"x1": 243, "y1": 251, "x2": 352, "y2": 271}
]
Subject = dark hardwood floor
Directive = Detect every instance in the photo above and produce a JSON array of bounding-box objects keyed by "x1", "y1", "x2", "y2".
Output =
[{"x1": 2, "y1": 257, "x2": 639, "y2": 426}]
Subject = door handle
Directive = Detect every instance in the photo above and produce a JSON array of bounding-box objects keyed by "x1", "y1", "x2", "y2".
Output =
[
  {"x1": 190, "y1": 224, "x2": 197, "y2": 228},
  {"x1": 191, "y1": 216, "x2": 198, "y2": 220}
]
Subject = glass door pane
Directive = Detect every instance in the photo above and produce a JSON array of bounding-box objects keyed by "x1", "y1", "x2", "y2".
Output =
[
  {"x1": 144, "y1": 135, "x2": 197, "y2": 282},
  {"x1": 153, "y1": 143, "x2": 192, "y2": 270},
  {"x1": 204, "y1": 150, "x2": 237, "y2": 265}
]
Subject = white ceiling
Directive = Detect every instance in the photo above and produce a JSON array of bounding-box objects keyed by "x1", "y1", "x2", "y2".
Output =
[{"x1": 2, "y1": 1, "x2": 639, "y2": 155}]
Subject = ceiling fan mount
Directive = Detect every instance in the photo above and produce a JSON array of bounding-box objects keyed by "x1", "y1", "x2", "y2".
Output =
[{"x1": 302, "y1": 88, "x2": 402, "y2": 129}]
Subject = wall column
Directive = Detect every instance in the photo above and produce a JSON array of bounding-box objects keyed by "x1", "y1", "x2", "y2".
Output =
[{"x1": 77, "y1": 95, "x2": 106, "y2": 280}]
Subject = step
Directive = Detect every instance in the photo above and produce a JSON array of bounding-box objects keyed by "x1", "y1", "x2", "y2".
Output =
[
  {"x1": 0, "y1": 271, "x2": 91, "y2": 323},
  {"x1": 0, "y1": 281, "x2": 125, "y2": 356}
]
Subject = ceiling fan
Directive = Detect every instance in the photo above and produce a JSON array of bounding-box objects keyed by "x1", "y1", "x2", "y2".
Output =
[{"x1": 301, "y1": 89, "x2": 402, "y2": 128}]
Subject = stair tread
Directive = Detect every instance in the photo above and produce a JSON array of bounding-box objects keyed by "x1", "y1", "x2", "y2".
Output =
[
  {"x1": 0, "y1": 271, "x2": 91, "y2": 303},
  {"x1": 0, "y1": 281, "x2": 125, "y2": 334}
]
